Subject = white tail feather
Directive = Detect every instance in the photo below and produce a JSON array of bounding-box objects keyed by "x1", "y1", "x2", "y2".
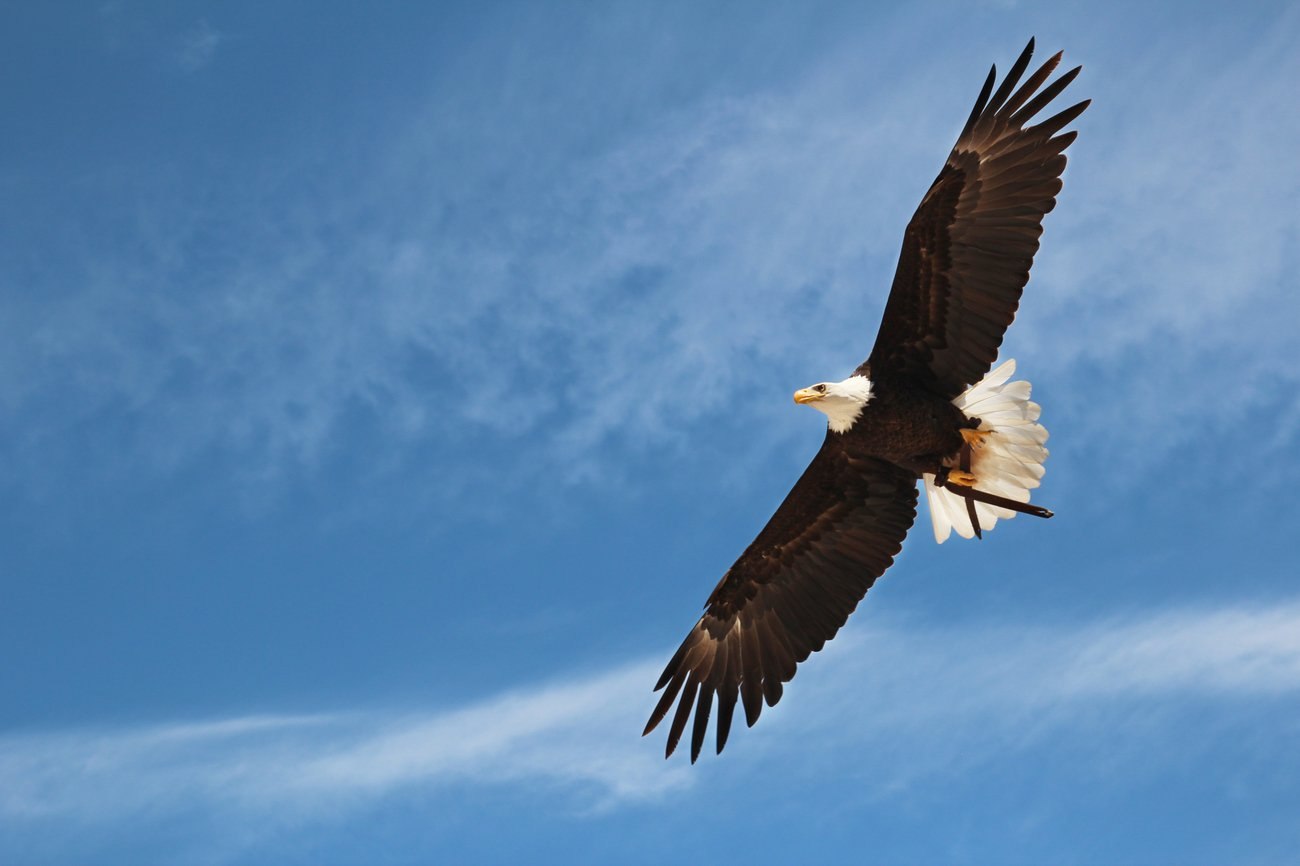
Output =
[{"x1": 922, "y1": 359, "x2": 1049, "y2": 543}]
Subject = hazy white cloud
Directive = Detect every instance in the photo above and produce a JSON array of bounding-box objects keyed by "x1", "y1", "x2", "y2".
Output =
[
  {"x1": 1013, "y1": 14, "x2": 1300, "y2": 475},
  {"x1": 176, "y1": 20, "x2": 223, "y2": 71},
  {"x1": 5, "y1": 11, "x2": 1298, "y2": 493},
  {"x1": 0, "y1": 663, "x2": 685, "y2": 827},
  {"x1": 3, "y1": 599, "x2": 1298, "y2": 840}
]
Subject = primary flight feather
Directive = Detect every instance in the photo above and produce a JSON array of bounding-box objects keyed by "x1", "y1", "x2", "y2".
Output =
[{"x1": 644, "y1": 39, "x2": 1089, "y2": 762}]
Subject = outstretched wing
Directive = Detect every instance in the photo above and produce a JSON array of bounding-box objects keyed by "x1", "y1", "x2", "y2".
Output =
[
  {"x1": 644, "y1": 438, "x2": 918, "y2": 761},
  {"x1": 863, "y1": 38, "x2": 1089, "y2": 398}
]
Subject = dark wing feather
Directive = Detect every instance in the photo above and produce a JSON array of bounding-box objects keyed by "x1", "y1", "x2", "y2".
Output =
[
  {"x1": 644, "y1": 438, "x2": 918, "y2": 761},
  {"x1": 863, "y1": 38, "x2": 1090, "y2": 397}
]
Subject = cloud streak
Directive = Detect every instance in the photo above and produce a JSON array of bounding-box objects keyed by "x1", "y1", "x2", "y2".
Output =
[
  {"x1": 175, "y1": 20, "x2": 223, "y2": 72},
  {"x1": 4, "y1": 599, "x2": 1299, "y2": 849},
  {"x1": 6, "y1": 9, "x2": 1298, "y2": 499}
]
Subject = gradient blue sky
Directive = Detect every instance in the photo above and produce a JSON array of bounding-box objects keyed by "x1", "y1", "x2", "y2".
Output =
[{"x1": 3, "y1": 2, "x2": 1300, "y2": 864}]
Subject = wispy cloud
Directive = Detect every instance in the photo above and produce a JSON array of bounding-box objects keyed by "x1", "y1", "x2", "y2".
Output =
[
  {"x1": 1015, "y1": 11, "x2": 1300, "y2": 476},
  {"x1": 4, "y1": 9, "x2": 1298, "y2": 495},
  {"x1": 175, "y1": 20, "x2": 223, "y2": 71},
  {"x1": 4, "y1": 600, "x2": 1298, "y2": 852},
  {"x1": 0, "y1": 662, "x2": 687, "y2": 829}
]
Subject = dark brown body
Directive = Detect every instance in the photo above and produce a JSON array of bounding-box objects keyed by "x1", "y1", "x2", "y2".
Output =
[
  {"x1": 843, "y1": 372, "x2": 971, "y2": 476},
  {"x1": 645, "y1": 38, "x2": 1088, "y2": 763}
]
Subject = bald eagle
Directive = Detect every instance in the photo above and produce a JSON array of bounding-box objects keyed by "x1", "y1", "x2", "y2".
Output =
[{"x1": 644, "y1": 39, "x2": 1089, "y2": 761}]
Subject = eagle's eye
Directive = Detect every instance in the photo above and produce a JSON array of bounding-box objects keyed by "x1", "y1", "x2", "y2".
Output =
[{"x1": 815, "y1": 384, "x2": 827, "y2": 393}]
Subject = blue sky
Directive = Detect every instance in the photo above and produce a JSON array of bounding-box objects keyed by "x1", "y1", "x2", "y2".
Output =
[{"x1": 3, "y1": 1, "x2": 1300, "y2": 863}]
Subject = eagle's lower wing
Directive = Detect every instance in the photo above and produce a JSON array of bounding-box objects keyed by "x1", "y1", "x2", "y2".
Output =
[
  {"x1": 644, "y1": 438, "x2": 918, "y2": 761},
  {"x1": 863, "y1": 39, "x2": 1089, "y2": 398}
]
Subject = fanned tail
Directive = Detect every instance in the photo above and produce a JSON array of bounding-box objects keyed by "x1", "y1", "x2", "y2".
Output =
[{"x1": 923, "y1": 360, "x2": 1050, "y2": 543}]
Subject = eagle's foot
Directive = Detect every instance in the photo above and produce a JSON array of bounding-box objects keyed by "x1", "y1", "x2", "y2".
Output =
[
  {"x1": 944, "y1": 469, "x2": 978, "y2": 487},
  {"x1": 960, "y1": 428, "x2": 991, "y2": 448}
]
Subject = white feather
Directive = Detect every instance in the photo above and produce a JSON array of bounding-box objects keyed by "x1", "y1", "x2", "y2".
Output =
[{"x1": 925, "y1": 359, "x2": 1050, "y2": 545}]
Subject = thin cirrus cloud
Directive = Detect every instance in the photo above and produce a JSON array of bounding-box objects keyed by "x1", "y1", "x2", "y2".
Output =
[
  {"x1": 175, "y1": 20, "x2": 223, "y2": 72},
  {"x1": 1017, "y1": 18, "x2": 1300, "y2": 474},
  {"x1": 3, "y1": 600, "x2": 1298, "y2": 838},
  {"x1": 5, "y1": 18, "x2": 1298, "y2": 497}
]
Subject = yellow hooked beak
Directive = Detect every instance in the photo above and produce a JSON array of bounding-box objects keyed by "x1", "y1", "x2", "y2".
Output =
[{"x1": 793, "y1": 387, "x2": 824, "y2": 405}]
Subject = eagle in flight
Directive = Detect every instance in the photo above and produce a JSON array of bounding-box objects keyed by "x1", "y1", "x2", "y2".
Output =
[{"x1": 645, "y1": 39, "x2": 1089, "y2": 761}]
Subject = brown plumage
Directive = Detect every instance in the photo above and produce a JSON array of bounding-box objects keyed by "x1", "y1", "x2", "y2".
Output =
[
  {"x1": 865, "y1": 41, "x2": 1087, "y2": 397},
  {"x1": 645, "y1": 39, "x2": 1088, "y2": 762}
]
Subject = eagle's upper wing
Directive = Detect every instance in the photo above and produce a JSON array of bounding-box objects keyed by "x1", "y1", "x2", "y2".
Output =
[
  {"x1": 862, "y1": 39, "x2": 1089, "y2": 398},
  {"x1": 643, "y1": 438, "x2": 918, "y2": 761}
]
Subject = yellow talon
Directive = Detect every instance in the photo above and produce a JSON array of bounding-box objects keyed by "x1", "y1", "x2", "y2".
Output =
[
  {"x1": 961, "y1": 428, "x2": 991, "y2": 448},
  {"x1": 947, "y1": 469, "x2": 978, "y2": 487}
]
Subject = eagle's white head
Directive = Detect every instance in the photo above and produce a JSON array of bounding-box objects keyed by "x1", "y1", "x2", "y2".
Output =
[{"x1": 793, "y1": 375, "x2": 873, "y2": 433}]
